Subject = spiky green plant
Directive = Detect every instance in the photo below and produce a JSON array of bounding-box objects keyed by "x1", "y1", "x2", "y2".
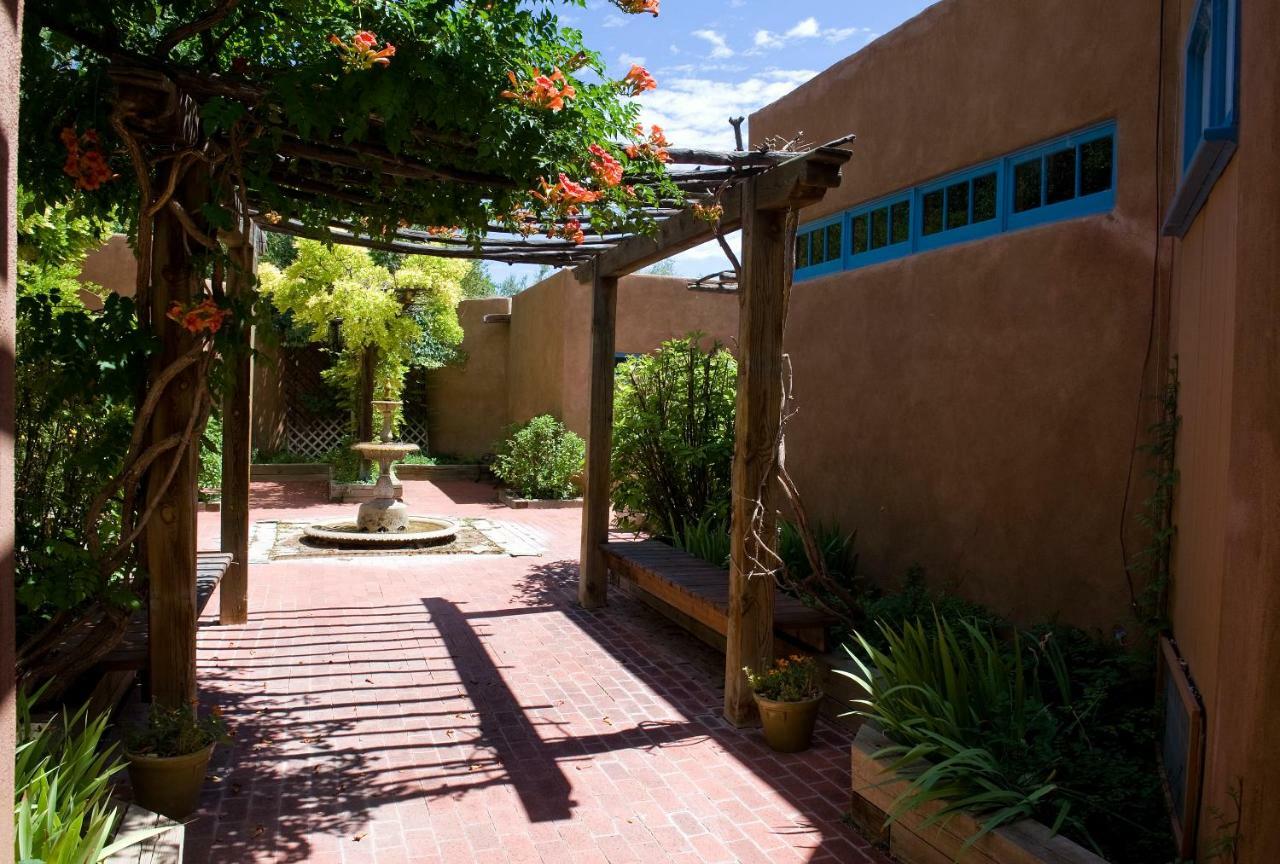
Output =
[
  {"x1": 841, "y1": 617, "x2": 1080, "y2": 852},
  {"x1": 670, "y1": 514, "x2": 731, "y2": 568},
  {"x1": 15, "y1": 689, "x2": 168, "y2": 864}
]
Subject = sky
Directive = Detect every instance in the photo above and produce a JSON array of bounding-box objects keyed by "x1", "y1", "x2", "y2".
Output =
[{"x1": 489, "y1": 0, "x2": 937, "y2": 288}]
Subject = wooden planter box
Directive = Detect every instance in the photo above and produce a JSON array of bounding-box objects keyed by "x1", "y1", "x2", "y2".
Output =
[
  {"x1": 249, "y1": 463, "x2": 332, "y2": 483},
  {"x1": 395, "y1": 463, "x2": 485, "y2": 482},
  {"x1": 497, "y1": 488, "x2": 583, "y2": 509},
  {"x1": 104, "y1": 800, "x2": 184, "y2": 863},
  {"x1": 851, "y1": 725, "x2": 1108, "y2": 864}
]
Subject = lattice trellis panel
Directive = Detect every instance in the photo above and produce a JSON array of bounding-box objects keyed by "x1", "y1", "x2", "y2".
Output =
[
  {"x1": 286, "y1": 417, "x2": 348, "y2": 459},
  {"x1": 400, "y1": 417, "x2": 430, "y2": 451}
]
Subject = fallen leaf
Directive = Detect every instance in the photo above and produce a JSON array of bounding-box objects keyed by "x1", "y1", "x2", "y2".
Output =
[
  {"x1": 353, "y1": 832, "x2": 366, "y2": 842},
  {"x1": 253, "y1": 824, "x2": 265, "y2": 837}
]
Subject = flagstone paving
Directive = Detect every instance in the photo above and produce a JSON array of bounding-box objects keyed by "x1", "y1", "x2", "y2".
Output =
[{"x1": 185, "y1": 479, "x2": 888, "y2": 864}]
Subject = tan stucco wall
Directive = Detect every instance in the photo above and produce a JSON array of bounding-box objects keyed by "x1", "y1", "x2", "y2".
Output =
[
  {"x1": 1166, "y1": 0, "x2": 1280, "y2": 859},
  {"x1": 557, "y1": 272, "x2": 740, "y2": 436},
  {"x1": 423, "y1": 297, "x2": 511, "y2": 458},
  {"x1": 423, "y1": 270, "x2": 739, "y2": 456},
  {"x1": 751, "y1": 0, "x2": 1169, "y2": 632},
  {"x1": 77, "y1": 233, "x2": 137, "y2": 309}
]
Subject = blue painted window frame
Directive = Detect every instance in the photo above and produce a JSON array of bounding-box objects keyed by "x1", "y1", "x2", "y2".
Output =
[
  {"x1": 1164, "y1": 0, "x2": 1240, "y2": 236},
  {"x1": 916, "y1": 162, "x2": 1003, "y2": 252},
  {"x1": 847, "y1": 191, "x2": 913, "y2": 268},
  {"x1": 794, "y1": 121, "x2": 1117, "y2": 281},
  {"x1": 793, "y1": 212, "x2": 844, "y2": 278},
  {"x1": 1003, "y1": 124, "x2": 1117, "y2": 232}
]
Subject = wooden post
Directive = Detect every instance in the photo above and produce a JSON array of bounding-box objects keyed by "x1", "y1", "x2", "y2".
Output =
[
  {"x1": 219, "y1": 230, "x2": 258, "y2": 625},
  {"x1": 724, "y1": 182, "x2": 795, "y2": 726},
  {"x1": 0, "y1": 0, "x2": 24, "y2": 847},
  {"x1": 578, "y1": 268, "x2": 618, "y2": 609},
  {"x1": 146, "y1": 158, "x2": 208, "y2": 708}
]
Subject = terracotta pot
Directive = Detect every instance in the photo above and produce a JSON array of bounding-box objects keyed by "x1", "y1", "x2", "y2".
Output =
[
  {"x1": 754, "y1": 693, "x2": 823, "y2": 753},
  {"x1": 126, "y1": 744, "x2": 215, "y2": 819}
]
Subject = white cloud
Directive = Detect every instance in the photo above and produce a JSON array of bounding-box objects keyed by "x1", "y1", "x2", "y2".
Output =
[
  {"x1": 753, "y1": 30, "x2": 781, "y2": 49},
  {"x1": 753, "y1": 17, "x2": 871, "y2": 52},
  {"x1": 693, "y1": 29, "x2": 734, "y2": 59},
  {"x1": 634, "y1": 67, "x2": 816, "y2": 152},
  {"x1": 618, "y1": 52, "x2": 647, "y2": 69},
  {"x1": 601, "y1": 16, "x2": 627, "y2": 29},
  {"x1": 786, "y1": 17, "x2": 820, "y2": 39}
]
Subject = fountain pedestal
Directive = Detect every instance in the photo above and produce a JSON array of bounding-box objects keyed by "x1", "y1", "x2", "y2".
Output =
[{"x1": 302, "y1": 399, "x2": 457, "y2": 548}]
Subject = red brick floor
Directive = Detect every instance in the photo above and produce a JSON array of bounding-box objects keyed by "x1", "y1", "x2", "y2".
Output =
[{"x1": 186, "y1": 479, "x2": 888, "y2": 864}]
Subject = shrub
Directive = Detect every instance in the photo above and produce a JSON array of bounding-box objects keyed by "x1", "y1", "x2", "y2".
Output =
[
  {"x1": 198, "y1": 413, "x2": 223, "y2": 495},
  {"x1": 493, "y1": 415, "x2": 585, "y2": 500},
  {"x1": 860, "y1": 565, "x2": 1001, "y2": 647},
  {"x1": 612, "y1": 335, "x2": 736, "y2": 532}
]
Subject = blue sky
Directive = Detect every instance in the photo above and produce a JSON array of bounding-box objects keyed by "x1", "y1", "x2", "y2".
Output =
[{"x1": 490, "y1": 0, "x2": 937, "y2": 287}]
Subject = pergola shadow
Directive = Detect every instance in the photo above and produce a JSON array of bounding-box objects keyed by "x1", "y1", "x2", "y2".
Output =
[{"x1": 190, "y1": 556, "x2": 867, "y2": 863}]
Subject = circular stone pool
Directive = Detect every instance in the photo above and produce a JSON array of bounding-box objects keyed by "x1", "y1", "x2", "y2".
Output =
[{"x1": 302, "y1": 516, "x2": 459, "y2": 548}]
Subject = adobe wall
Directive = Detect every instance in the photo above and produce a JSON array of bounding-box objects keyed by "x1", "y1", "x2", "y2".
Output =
[
  {"x1": 1166, "y1": 0, "x2": 1280, "y2": 859},
  {"x1": 556, "y1": 272, "x2": 740, "y2": 436},
  {"x1": 423, "y1": 296, "x2": 511, "y2": 458},
  {"x1": 751, "y1": 0, "x2": 1169, "y2": 632},
  {"x1": 76, "y1": 233, "x2": 137, "y2": 305}
]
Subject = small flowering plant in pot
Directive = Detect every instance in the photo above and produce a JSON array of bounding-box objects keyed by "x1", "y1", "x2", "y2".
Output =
[
  {"x1": 125, "y1": 704, "x2": 230, "y2": 819},
  {"x1": 744, "y1": 654, "x2": 824, "y2": 753}
]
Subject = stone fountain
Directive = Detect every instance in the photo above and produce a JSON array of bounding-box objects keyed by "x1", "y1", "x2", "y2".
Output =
[{"x1": 303, "y1": 399, "x2": 458, "y2": 547}]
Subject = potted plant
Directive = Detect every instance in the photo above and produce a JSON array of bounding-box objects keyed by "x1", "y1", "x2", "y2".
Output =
[
  {"x1": 124, "y1": 703, "x2": 229, "y2": 819},
  {"x1": 744, "y1": 654, "x2": 824, "y2": 753}
]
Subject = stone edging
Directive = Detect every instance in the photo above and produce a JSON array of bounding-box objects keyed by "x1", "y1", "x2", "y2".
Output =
[{"x1": 497, "y1": 488, "x2": 584, "y2": 509}]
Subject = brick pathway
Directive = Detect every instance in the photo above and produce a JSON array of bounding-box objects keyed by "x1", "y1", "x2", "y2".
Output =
[{"x1": 187, "y1": 480, "x2": 888, "y2": 864}]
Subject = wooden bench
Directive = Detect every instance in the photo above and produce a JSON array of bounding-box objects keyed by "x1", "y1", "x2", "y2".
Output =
[
  {"x1": 99, "y1": 551, "x2": 233, "y2": 673},
  {"x1": 601, "y1": 539, "x2": 835, "y2": 652}
]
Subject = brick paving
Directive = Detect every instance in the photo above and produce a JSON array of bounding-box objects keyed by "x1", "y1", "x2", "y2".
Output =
[{"x1": 187, "y1": 479, "x2": 888, "y2": 864}]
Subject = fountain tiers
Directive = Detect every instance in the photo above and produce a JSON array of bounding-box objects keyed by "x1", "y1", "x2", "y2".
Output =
[{"x1": 302, "y1": 399, "x2": 458, "y2": 547}]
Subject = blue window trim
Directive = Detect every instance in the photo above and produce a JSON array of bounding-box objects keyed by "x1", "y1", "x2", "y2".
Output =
[
  {"x1": 848, "y1": 192, "x2": 913, "y2": 268},
  {"x1": 794, "y1": 212, "x2": 844, "y2": 278},
  {"x1": 1165, "y1": 0, "x2": 1240, "y2": 237},
  {"x1": 1003, "y1": 124, "x2": 1117, "y2": 232},
  {"x1": 794, "y1": 120, "x2": 1117, "y2": 281},
  {"x1": 916, "y1": 162, "x2": 1003, "y2": 252}
]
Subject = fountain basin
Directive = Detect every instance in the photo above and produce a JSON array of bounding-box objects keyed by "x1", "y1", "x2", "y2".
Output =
[{"x1": 302, "y1": 516, "x2": 459, "y2": 548}]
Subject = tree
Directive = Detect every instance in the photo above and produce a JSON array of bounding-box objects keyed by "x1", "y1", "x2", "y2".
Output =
[
  {"x1": 460, "y1": 262, "x2": 499, "y2": 298},
  {"x1": 259, "y1": 240, "x2": 466, "y2": 417}
]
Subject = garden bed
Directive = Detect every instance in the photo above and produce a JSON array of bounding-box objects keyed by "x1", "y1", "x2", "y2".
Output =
[
  {"x1": 850, "y1": 725, "x2": 1108, "y2": 864},
  {"x1": 497, "y1": 488, "x2": 582, "y2": 509},
  {"x1": 249, "y1": 462, "x2": 332, "y2": 483},
  {"x1": 395, "y1": 462, "x2": 486, "y2": 481}
]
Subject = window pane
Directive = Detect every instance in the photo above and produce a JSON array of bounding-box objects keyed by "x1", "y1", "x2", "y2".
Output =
[
  {"x1": 826, "y1": 223, "x2": 842, "y2": 262},
  {"x1": 795, "y1": 232, "x2": 809, "y2": 268},
  {"x1": 922, "y1": 190, "x2": 944, "y2": 235},
  {"x1": 1079, "y1": 137, "x2": 1113, "y2": 196},
  {"x1": 945, "y1": 182, "x2": 969, "y2": 229},
  {"x1": 810, "y1": 229, "x2": 825, "y2": 264},
  {"x1": 851, "y1": 214, "x2": 868, "y2": 254},
  {"x1": 972, "y1": 172, "x2": 997, "y2": 222},
  {"x1": 1046, "y1": 147, "x2": 1076, "y2": 205},
  {"x1": 870, "y1": 208, "x2": 888, "y2": 249},
  {"x1": 1013, "y1": 159, "x2": 1042, "y2": 212},
  {"x1": 890, "y1": 200, "x2": 911, "y2": 244}
]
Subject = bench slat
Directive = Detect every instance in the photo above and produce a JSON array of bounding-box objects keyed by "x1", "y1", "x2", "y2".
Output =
[{"x1": 602, "y1": 539, "x2": 835, "y2": 651}]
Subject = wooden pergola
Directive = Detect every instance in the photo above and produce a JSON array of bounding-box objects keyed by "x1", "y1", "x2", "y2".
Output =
[{"x1": 107, "y1": 63, "x2": 850, "y2": 725}]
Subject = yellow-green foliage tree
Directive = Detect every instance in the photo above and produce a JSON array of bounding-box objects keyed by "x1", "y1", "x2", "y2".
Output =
[{"x1": 259, "y1": 240, "x2": 466, "y2": 416}]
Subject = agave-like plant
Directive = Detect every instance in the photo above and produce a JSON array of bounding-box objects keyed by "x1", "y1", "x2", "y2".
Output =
[
  {"x1": 840, "y1": 616, "x2": 1083, "y2": 853},
  {"x1": 15, "y1": 688, "x2": 169, "y2": 864}
]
